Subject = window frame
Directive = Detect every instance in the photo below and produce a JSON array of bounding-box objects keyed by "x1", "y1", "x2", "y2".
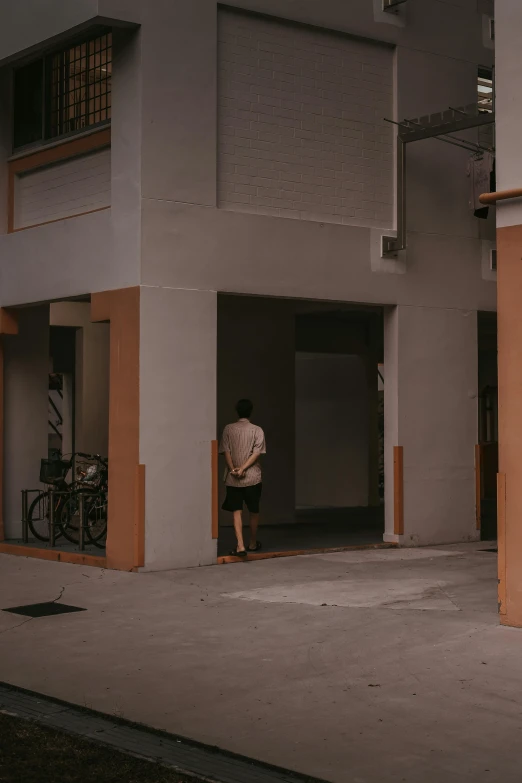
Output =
[{"x1": 11, "y1": 28, "x2": 112, "y2": 155}]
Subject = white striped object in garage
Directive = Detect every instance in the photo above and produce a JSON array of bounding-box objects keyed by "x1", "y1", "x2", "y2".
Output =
[{"x1": 14, "y1": 147, "x2": 111, "y2": 230}]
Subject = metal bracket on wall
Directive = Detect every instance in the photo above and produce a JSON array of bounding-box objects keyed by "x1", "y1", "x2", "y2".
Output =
[
  {"x1": 381, "y1": 104, "x2": 495, "y2": 257},
  {"x1": 383, "y1": 0, "x2": 408, "y2": 12}
]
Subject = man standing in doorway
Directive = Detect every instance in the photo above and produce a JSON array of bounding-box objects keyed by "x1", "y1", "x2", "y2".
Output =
[{"x1": 220, "y1": 399, "x2": 266, "y2": 557}]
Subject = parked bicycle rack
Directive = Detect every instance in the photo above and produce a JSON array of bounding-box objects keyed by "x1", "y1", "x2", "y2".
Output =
[
  {"x1": 21, "y1": 489, "x2": 42, "y2": 544},
  {"x1": 21, "y1": 489, "x2": 88, "y2": 551}
]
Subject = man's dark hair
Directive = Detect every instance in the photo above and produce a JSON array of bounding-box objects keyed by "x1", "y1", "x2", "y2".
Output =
[{"x1": 236, "y1": 399, "x2": 253, "y2": 419}]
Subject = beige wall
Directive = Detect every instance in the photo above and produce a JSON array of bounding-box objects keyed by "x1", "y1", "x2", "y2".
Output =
[
  {"x1": 0, "y1": 30, "x2": 142, "y2": 307},
  {"x1": 140, "y1": 286, "x2": 217, "y2": 571},
  {"x1": 3, "y1": 306, "x2": 49, "y2": 538},
  {"x1": 136, "y1": 0, "x2": 496, "y2": 314},
  {"x1": 494, "y1": 2, "x2": 522, "y2": 230},
  {"x1": 0, "y1": 0, "x2": 497, "y2": 315},
  {"x1": 0, "y1": 0, "x2": 498, "y2": 559},
  {"x1": 384, "y1": 304, "x2": 479, "y2": 546}
]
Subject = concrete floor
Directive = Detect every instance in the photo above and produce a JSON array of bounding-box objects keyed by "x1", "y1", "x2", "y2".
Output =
[
  {"x1": 5, "y1": 538, "x2": 104, "y2": 556},
  {"x1": 1, "y1": 543, "x2": 520, "y2": 782},
  {"x1": 218, "y1": 507, "x2": 384, "y2": 555}
]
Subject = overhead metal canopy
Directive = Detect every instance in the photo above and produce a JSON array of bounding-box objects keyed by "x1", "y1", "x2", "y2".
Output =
[{"x1": 381, "y1": 103, "x2": 495, "y2": 256}]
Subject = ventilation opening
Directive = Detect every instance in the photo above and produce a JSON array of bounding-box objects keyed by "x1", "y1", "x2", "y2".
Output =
[
  {"x1": 478, "y1": 66, "x2": 494, "y2": 114},
  {"x1": 490, "y1": 249, "x2": 497, "y2": 272},
  {"x1": 382, "y1": 0, "x2": 408, "y2": 12}
]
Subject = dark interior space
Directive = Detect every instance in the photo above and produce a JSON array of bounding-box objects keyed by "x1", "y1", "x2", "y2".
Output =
[
  {"x1": 478, "y1": 311, "x2": 498, "y2": 541},
  {"x1": 217, "y1": 296, "x2": 385, "y2": 557}
]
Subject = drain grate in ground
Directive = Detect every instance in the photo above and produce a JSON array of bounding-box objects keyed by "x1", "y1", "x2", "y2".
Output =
[
  {"x1": 3, "y1": 602, "x2": 86, "y2": 618},
  {"x1": 0, "y1": 682, "x2": 329, "y2": 783}
]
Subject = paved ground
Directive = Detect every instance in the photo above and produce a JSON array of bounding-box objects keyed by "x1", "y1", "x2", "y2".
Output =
[
  {"x1": 0, "y1": 686, "x2": 320, "y2": 783},
  {"x1": 0, "y1": 543, "x2": 520, "y2": 783},
  {"x1": 217, "y1": 508, "x2": 383, "y2": 555}
]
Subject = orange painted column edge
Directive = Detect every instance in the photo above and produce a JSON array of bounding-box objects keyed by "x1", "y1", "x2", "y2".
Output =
[
  {"x1": 134, "y1": 464, "x2": 145, "y2": 568},
  {"x1": 0, "y1": 309, "x2": 19, "y2": 542},
  {"x1": 475, "y1": 444, "x2": 482, "y2": 531},
  {"x1": 393, "y1": 446, "x2": 404, "y2": 536},
  {"x1": 0, "y1": 339, "x2": 4, "y2": 542},
  {"x1": 212, "y1": 440, "x2": 219, "y2": 540},
  {"x1": 498, "y1": 472, "x2": 507, "y2": 617},
  {"x1": 92, "y1": 288, "x2": 143, "y2": 571}
]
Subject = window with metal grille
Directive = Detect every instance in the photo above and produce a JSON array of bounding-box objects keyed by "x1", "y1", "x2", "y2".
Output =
[
  {"x1": 49, "y1": 33, "x2": 112, "y2": 137},
  {"x1": 13, "y1": 31, "x2": 112, "y2": 151}
]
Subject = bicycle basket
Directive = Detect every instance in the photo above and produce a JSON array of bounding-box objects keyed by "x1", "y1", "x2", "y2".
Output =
[
  {"x1": 76, "y1": 462, "x2": 100, "y2": 486},
  {"x1": 40, "y1": 459, "x2": 70, "y2": 485}
]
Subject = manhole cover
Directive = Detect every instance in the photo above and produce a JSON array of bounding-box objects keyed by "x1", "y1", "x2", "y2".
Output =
[{"x1": 3, "y1": 602, "x2": 86, "y2": 618}]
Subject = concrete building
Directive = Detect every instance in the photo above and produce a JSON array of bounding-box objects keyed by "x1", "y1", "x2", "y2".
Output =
[{"x1": 0, "y1": 1, "x2": 505, "y2": 598}]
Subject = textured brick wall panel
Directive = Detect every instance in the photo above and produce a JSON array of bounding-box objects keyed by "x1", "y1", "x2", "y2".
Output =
[{"x1": 218, "y1": 10, "x2": 394, "y2": 228}]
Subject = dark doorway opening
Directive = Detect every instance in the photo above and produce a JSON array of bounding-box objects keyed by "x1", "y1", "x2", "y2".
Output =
[
  {"x1": 477, "y1": 311, "x2": 498, "y2": 541},
  {"x1": 217, "y1": 295, "x2": 385, "y2": 558}
]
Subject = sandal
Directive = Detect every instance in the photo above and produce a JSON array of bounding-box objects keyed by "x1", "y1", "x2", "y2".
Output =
[
  {"x1": 229, "y1": 548, "x2": 247, "y2": 557},
  {"x1": 248, "y1": 542, "x2": 262, "y2": 552}
]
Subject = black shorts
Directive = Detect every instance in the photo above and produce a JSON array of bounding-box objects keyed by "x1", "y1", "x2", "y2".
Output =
[{"x1": 222, "y1": 483, "x2": 262, "y2": 513}]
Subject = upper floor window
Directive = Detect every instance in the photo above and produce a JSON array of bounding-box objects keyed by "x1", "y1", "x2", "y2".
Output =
[{"x1": 13, "y1": 31, "x2": 112, "y2": 151}]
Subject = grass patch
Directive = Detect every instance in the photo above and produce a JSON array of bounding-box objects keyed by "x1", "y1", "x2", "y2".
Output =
[{"x1": 0, "y1": 713, "x2": 206, "y2": 783}]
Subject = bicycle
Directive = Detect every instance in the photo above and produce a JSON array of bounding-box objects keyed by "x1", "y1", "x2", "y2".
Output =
[
  {"x1": 27, "y1": 453, "x2": 108, "y2": 547},
  {"x1": 26, "y1": 456, "x2": 73, "y2": 542},
  {"x1": 58, "y1": 454, "x2": 108, "y2": 548}
]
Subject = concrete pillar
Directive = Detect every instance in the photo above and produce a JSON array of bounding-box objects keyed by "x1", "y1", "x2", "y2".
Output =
[
  {"x1": 493, "y1": 0, "x2": 522, "y2": 628},
  {"x1": 497, "y1": 226, "x2": 522, "y2": 627},
  {"x1": 140, "y1": 287, "x2": 217, "y2": 570},
  {"x1": 3, "y1": 306, "x2": 49, "y2": 539},
  {"x1": 364, "y1": 351, "x2": 380, "y2": 507},
  {"x1": 384, "y1": 305, "x2": 478, "y2": 546}
]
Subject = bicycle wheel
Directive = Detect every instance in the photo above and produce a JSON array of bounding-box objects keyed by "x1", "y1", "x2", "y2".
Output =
[
  {"x1": 27, "y1": 492, "x2": 63, "y2": 542},
  {"x1": 85, "y1": 492, "x2": 107, "y2": 548},
  {"x1": 58, "y1": 491, "x2": 83, "y2": 544}
]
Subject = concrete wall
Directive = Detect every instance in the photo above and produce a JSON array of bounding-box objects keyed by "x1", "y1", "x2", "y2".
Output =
[
  {"x1": 494, "y1": 2, "x2": 522, "y2": 230},
  {"x1": 0, "y1": 1, "x2": 140, "y2": 64},
  {"x1": 0, "y1": 1, "x2": 98, "y2": 63},
  {"x1": 140, "y1": 286, "x2": 217, "y2": 571},
  {"x1": 137, "y1": 0, "x2": 496, "y2": 315},
  {"x1": 0, "y1": 0, "x2": 497, "y2": 314},
  {"x1": 295, "y1": 353, "x2": 370, "y2": 508},
  {"x1": 384, "y1": 305, "x2": 479, "y2": 546},
  {"x1": 3, "y1": 306, "x2": 49, "y2": 538},
  {"x1": 50, "y1": 302, "x2": 110, "y2": 457},
  {"x1": 0, "y1": 0, "x2": 500, "y2": 558},
  {"x1": 0, "y1": 28, "x2": 142, "y2": 307},
  {"x1": 217, "y1": 295, "x2": 295, "y2": 526}
]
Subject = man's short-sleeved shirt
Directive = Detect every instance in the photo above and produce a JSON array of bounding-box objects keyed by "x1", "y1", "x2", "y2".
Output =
[{"x1": 219, "y1": 419, "x2": 266, "y2": 487}]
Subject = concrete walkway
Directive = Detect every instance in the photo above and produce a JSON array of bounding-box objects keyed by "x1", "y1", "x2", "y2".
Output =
[{"x1": 0, "y1": 544, "x2": 520, "y2": 783}]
